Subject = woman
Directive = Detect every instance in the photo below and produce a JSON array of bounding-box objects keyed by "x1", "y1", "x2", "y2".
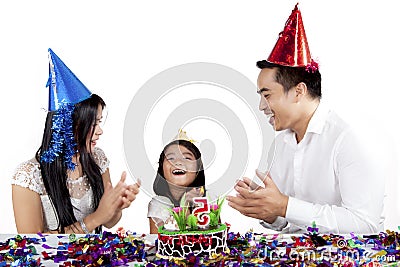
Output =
[{"x1": 11, "y1": 49, "x2": 140, "y2": 234}]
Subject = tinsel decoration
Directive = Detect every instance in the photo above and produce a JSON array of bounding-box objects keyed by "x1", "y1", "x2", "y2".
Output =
[
  {"x1": 306, "y1": 59, "x2": 319, "y2": 73},
  {"x1": 41, "y1": 102, "x2": 77, "y2": 170}
]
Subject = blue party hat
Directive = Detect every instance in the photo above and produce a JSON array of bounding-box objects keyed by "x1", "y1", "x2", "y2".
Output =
[
  {"x1": 46, "y1": 48, "x2": 91, "y2": 111},
  {"x1": 41, "y1": 48, "x2": 92, "y2": 170}
]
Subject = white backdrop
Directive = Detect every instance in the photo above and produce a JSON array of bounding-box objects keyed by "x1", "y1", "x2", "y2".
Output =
[{"x1": 1, "y1": 0, "x2": 399, "y2": 234}]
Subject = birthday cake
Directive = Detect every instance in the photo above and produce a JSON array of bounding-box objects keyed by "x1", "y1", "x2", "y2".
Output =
[{"x1": 156, "y1": 197, "x2": 228, "y2": 259}]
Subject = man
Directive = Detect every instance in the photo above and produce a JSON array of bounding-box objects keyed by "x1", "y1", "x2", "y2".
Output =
[{"x1": 227, "y1": 4, "x2": 384, "y2": 233}]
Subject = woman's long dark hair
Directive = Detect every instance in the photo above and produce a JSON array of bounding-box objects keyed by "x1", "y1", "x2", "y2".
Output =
[
  {"x1": 36, "y1": 94, "x2": 105, "y2": 233},
  {"x1": 152, "y1": 140, "x2": 206, "y2": 207}
]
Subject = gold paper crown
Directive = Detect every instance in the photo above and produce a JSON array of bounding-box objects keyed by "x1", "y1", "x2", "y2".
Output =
[{"x1": 173, "y1": 129, "x2": 196, "y2": 143}]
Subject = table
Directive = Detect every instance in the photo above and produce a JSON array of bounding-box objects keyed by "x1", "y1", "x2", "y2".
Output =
[{"x1": 1, "y1": 230, "x2": 399, "y2": 266}]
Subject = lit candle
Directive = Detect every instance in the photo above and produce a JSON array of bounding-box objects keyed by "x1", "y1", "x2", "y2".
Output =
[{"x1": 192, "y1": 197, "x2": 210, "y2": 228}]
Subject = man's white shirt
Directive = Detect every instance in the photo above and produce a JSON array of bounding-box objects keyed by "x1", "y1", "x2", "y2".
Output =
[{"x1": 260, "y1": 102, "x2": 384, "y2": 234}]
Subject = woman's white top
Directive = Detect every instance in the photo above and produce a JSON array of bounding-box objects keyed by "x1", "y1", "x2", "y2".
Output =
[{"x1": 11, "y1": 147, "x2": 109, "y2": 232}]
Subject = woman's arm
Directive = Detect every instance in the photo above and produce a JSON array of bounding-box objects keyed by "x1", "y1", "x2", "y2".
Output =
[
  {"x1": 12, "y1": 164, "x2": 137, "y2": 234},
  {"x1": 101, "y1": 168, "x2": 121, "y2": 228},
  {"x1": 59, "y1": 170, "x2": 135, "y2": 233},
  {"x1": 12, "y1": 185, "x2": 44, "y2": 233},
  {"x1": 12, "y1": 184, "x2": 103, "y2": 234},
  {"x1": 101, "y1": 169, "x2": 140, "y2": 229}
]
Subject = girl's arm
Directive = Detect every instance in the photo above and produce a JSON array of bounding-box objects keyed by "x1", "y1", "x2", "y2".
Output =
[{"x1": 149, "y1": 218, "x2": 159, "y2": 234}]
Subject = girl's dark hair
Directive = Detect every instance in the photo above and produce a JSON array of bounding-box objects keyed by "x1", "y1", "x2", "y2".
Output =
[
  {"x1": 152, "y1": 140, "x2": 206, "y2": 207},
  {"x1": 36, "y1": 94, "x2": 105, "y2": 234},
  {"x1": 256, "y1": 60, "x2": 322, "y2": 99}
]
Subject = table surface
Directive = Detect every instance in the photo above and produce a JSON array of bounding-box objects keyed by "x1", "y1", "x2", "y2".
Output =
[{"x1": 1, "y1": 231, "x2": 399, "y2": 266}]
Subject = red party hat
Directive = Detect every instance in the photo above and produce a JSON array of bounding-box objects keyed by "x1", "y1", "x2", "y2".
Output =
[{"x1": 267, "y1": 3, "x2": 316, "y2": 69}]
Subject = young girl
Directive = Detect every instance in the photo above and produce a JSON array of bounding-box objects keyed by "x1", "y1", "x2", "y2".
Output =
[
  {"x1": 147, "y1": 134, "x2": 206, "y2": 234},
  {"x1": 11, "y1": 49, "x2": 140, "y2": 234}
]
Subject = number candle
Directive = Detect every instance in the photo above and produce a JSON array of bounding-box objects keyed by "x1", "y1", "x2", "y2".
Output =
[{"x1": 192, "y1": 197, "x2": 210, "y2": 228}]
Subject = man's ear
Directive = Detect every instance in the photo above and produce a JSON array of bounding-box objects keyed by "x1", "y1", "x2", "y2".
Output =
[{"x1": 295, "y1": 82, "x2": 308, "y2": 101}]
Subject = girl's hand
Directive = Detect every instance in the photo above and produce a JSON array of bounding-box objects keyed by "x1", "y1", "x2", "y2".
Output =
[{"x1": 185, "y1": 186, "x2": 204, "y2": 206}]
